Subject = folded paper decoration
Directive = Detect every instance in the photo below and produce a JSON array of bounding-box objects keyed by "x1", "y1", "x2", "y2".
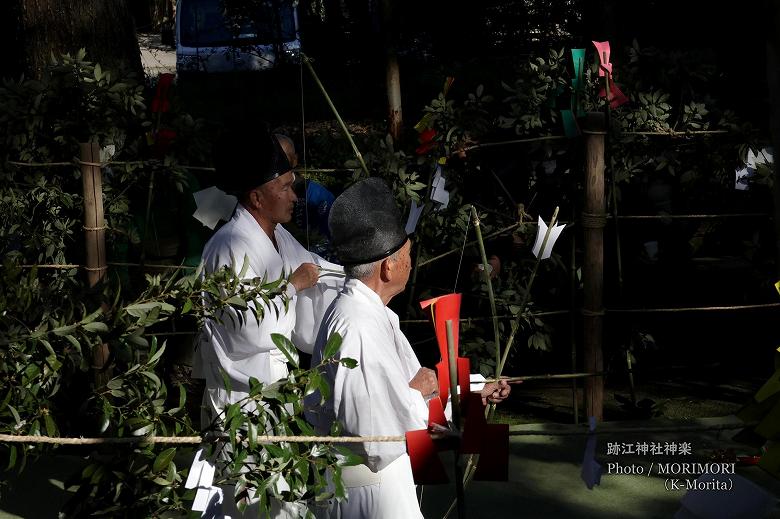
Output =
[
  {"x1": 405, "y1": 199, "x2": 424, "y2": 234},
  {"x1": 571, "y1": 48, "x2": 586, "y2": 82},
  {"x1": 592, "y1": 40, "x2": 629, "y2": 110},
  {"x1": 561, "y1": 109, "x2": 581, "y2": 138},
  {"x1": 193, "y1": 186, "x2": 238, "y2": 230},
  {"x1": 532, "y1": 215, "x2": 565, "y2": 260},
  {"x1": 735, "y1": 147, "x2": 773, "y2": 191},
  {"x1": 419, "y1": 293, "x2": 470, "y2": 409},
  {"x1": 430, "y1": 167, "x2": 450, "y2": 209},
  {"x1": 458, "y1": 390, "x2": 509, "y2": 481},
  {"x1": 187, "y1": 448, "x2": 229, "y2": 517},
  {"x1": 405, "y1": 429, "x2": 449, "y2": 484},
  {"x1": 405, "y1": 293, "x2": 509, "y2": 484},
  {"x1": 592, "y1": 41, "x2": 612, "y2": 77},
  {"x1": 571, "y1": 49, "x2": 586, "y2": 117},
  {"x1": 597, "y1": 82, "x2": 629, "y2": 109}
]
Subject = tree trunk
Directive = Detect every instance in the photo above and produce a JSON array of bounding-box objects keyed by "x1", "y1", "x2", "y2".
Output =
[
  {"x1": 386, "y1": 52, "x2": 403, "y2": 142},
  {"x1": 1, "y1": 0, "x2": 143, "y2": 80},
  {"x1": 382, "y1": 0, "x2": 402, "y2": 141}
]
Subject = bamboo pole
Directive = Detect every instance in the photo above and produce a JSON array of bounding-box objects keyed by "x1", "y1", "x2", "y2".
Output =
[
  {"x1": 442, "y1": 208, "x2": 561, "y2": 518},
  {"x1": 446, "y1": 320, "x2": 465, "y2": 519},
  {"x1": 485, "y1": 372, "x2": 605, "y2": 383},
  {"x1": 446, "y1": 321, "x2": 461, "y2": 428},
  {"x1": 496, "y1": 207, "x2": 559, "y2": 376},
  {"x1": 301, "y1": 55, "x2": 370, "y2": 177},
  {"x1": 471, "y1": 206, "x2": 500, "y2": 375},
  {"x1": 582, "y1": 114, "x2": 606, "y2": 421},
  {"x1": 139, "y1": 170, "x2": 156, "y2": 267},
  {"x1": 80, "y1": 142, "x2": 110, "y2": 388}
]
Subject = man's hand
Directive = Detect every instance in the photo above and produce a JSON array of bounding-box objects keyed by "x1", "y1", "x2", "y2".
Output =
[
  {"x1": 289, "y1": 262, "x2": 319, "y2": 291},
  {"x1": 409, "y1": 367, "x2": 438, "y2": 399},
  {"x1": 480, "y1": 379, "x2": 511, "y2": 405}
]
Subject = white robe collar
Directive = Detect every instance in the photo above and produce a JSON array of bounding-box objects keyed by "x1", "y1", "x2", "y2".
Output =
[
  {"x1": 342, "y1": 278, "x2": 402, "y2": 323},
  {"x1": 233, "y1": 203, "x2": 297, "y2": 276}
]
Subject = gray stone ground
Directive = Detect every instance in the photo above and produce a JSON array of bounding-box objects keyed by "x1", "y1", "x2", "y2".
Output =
[
  {"x1": 139, "y1": 33, "x2": 176, "y2": 77},
  {"x1": 422, "y1": 417, "x2": 780, "y2": 518}
]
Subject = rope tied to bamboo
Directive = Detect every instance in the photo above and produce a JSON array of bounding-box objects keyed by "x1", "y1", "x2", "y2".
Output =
[
  {"x1": 83, "y1": 266, "x2": 108, "y2": 272},
  {"x1": 82, "y1": 225, "x2": 108, "y2": 231},
  {"x1": 581, "y1": 308, "x2": 605, "y2": 317},
  {"x1": 76, "y1": 159, "x2": 104, "y2": 168},
  {"x1": 580, "y1": 212, "x2": 607, "y2": 229}
]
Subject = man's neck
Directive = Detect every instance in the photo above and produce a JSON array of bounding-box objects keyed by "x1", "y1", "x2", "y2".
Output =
[
  {"x1": 242, "y1": 203, "x2": 277, "y2": 244},
  {"x1": 358, "y1": 276, "x2": 395, "y2": 306}
]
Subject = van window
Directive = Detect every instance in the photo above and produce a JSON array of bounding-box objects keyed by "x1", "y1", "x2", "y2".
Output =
[{"x1": 179, "y1": 0, "x2": 296, "y2": 48}]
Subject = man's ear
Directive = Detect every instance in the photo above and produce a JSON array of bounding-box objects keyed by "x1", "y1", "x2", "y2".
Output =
[
  {"x1": 379, "y1": 257, "x2": 393, "y2": 282},
  {"x1": 246, "y1": 188, "x2": 263, "y2": 211}
]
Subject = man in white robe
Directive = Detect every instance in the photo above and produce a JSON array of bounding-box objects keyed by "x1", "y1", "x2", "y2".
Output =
[
  {"x1": 306, "y1": 178, "x2": 510, "y2": 518},
  {"x1": 195, "y1": 126, "x2": 343, "y2": 422},
  {"x1": 193, "y1": 126, "x2": 344, "y2": 518}
]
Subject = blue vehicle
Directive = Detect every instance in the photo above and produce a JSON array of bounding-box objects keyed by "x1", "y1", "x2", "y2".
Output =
[{"x1": 175, "y1": 0, "x2": 300, "y2": 73}]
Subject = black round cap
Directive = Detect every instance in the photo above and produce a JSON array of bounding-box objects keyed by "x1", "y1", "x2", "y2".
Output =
[
  {"x1": 212, "y1": 123, "x2": 292, "y2": 194},
  {"x1": 328, "y1": 177, "x2": 408, "y2": 265}
]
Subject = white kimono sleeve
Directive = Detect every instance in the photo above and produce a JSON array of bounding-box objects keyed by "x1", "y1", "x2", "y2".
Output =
[
  {"x1": 288, "y1": 246, "x2": 344, "y2": 354},
  {"x1": 332, "y1": 325, "x2": 428, "y2": 472},
  {"x1": 200, "y1": 241, "x2": 298, "y2": 392},
  {"x1": 208, "y1": 257, "x2": 297, "y2": 353}
]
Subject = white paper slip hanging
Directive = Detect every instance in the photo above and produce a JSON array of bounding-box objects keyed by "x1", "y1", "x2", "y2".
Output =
[
  {"x1": 193, "y1": 186, "x2": 238, "y2": 230},
  {"x1": 405, "y1": 199, "x2": 424, "y2": 234},
  {"x1": 531, "y1": 216, "x2": 565, "y2": 260}
]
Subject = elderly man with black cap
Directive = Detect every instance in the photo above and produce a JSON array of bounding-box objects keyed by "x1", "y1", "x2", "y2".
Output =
[
  {"x1": 194, "y1": 124, "x2": 344, "y2": 428},
  {"x1": 306, "y1": 178, "x2": 510, "y2": 518}
]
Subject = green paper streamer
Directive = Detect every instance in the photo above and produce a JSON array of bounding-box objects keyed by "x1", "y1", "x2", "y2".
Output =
[
  {"x1": 571, "y1": 48, "x2": 585, "y2": 80},
  {"x1": 561, "y1": 109, "x2": 580, "y2": 138},
  {"x1": 571, "y1": 49, "x2": 586, "y2": 116}
]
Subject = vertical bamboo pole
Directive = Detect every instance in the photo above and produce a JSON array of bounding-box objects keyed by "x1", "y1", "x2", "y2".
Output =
[
  {"x1": 302, "y1": 56, "x2": 369, "y2": 177},
  {"x1": 80, "y1": 142, "x2": 110, "y2": 388},
  {"x1": 446, "y1": 319, "x2": 465, "y2": 519},
  {"x1": 470, "y1": 206, "x2": 500, "y2": 375},
  {"x1": 582, "y1": 114, "x2": 606, "y2": 421},
  {"x1": 446, "y1": 320, "x2": 461, "y2": 429}
]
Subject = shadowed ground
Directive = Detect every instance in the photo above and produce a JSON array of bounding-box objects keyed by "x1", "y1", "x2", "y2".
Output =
[{"x1": 2, "y1": 416, "x2": 780, "y2": 518}]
